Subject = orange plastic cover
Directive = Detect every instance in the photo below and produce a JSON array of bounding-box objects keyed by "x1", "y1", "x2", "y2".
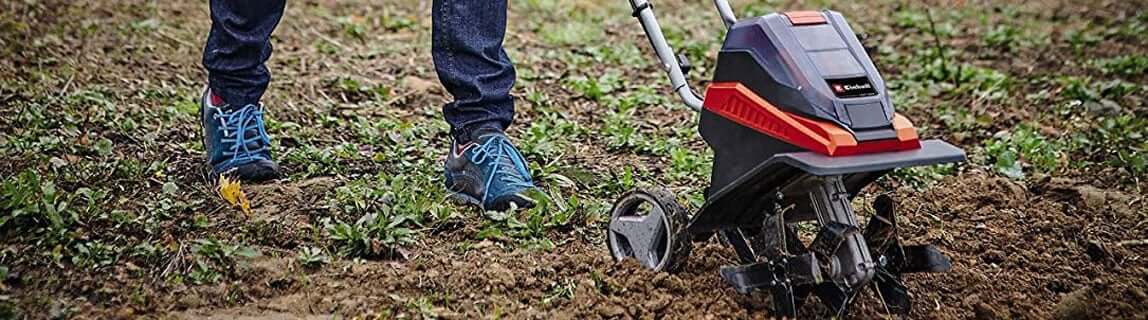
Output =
[
  {"x1": 783, "y1": 11, "x2": 827, "y2": 25},
  {"x1": 702, "y1": 82, "x2": 920, "y2": 156}
]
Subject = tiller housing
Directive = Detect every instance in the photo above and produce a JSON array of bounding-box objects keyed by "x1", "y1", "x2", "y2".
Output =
[{"x1": 606, "y1": 1, "x2": 967, "y2": 317}]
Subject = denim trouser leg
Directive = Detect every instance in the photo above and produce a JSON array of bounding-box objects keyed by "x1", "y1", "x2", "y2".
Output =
[
  {"x1": 432, "y1": 0, "x2": 517, "y2": 142},
  {"x1": 202, "y1": 0, "x2": 286, "y2": 106},
  {"x1": 203, "y1": 0, "x2": 517, "y2": 141}
]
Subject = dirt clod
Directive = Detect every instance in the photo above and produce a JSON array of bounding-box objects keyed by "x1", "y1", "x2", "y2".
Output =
[
  {"x1": 1053, "y1": 288, "x2": 1093, "y2": 320},
  {"x1": 1076, "y1": 186, "x2": 1108, "y2": 210},
  {"x1": 981, "y1": 250, "x2": 1006, "y2": 264},
  {"x1": 1085, "y1": 241, "x2": 1112, "y2": 262},
  {"x1": 973, "y1": 302, "x2": 1005, "y2": 320},
  {"x1": 596, "y1": 303, "x2": 627, "y2": 318}
]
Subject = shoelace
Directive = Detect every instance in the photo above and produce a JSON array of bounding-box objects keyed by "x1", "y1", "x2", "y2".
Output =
[
  {"x1": 468, "y1": 135, "x2": 535, "y2": 204},
  {"x1": 214, "y1": 104, "x2": 270, "y2": 166}
]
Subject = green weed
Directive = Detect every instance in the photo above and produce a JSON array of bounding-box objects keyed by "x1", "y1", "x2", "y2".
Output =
[
  {"x1": 71, "y1": 240, "x2": 119, "y2": 269},
  {"x1": 1, "y1": 171, "x2": 82, "y2": 248},
  {"x1": 280, "y1": 144, "x2": 352, "y2": 178},
  {"x1": 1073, "y1": 115, "x2": 1148, "y2": 178},
  {"x1": 187, "y1": 238, "x2": 260, "y2": 285},
  {"x1": 315, "y1": 40, "x2": 339, "y2": 55},
  {"x1": 325, "y1": 212, "x2": 416, "y2": 258},
  {"x1": 296, "y1": 246, "x2": 330, "y2": 268},
  {"x1": 325, "y1": 77, "x2": 391, "y2": 103},
  {"x1": 581, "y1": 44, "x2": 645, "y2": 66},
  {"x1": 1056, "y1": 77, "x2": 1141, "y2": 119},
  {"x1": 380, "y1": 11, "x2": 416, "y2": 32},
  {"x1": 911, "y1": 59, "x2": 1012, "y2": 99},
  {"x1": 983, "y1": 25, "x2": 1020, "y2": 49},
  {"x1": 519, "y1": 109, "x2": 585, "y2": 160},
  {"x1": 1094, "y1": 55, "x2": 1148, "y2": 77},
  {"x1": 892, "y1": 9, "x2": 957, "y2": 36},
  {"x1": 337, "y1": 15, "x2": 367, "y2": 40},
  {"x1": 1108, "y1": 11, "x2": 1148, "y2": 41},
  {"x1": 597, "y1": 88, "x2": 674, "y2": 152},
  {"x1": 566, "y1": 72, "x2": 622, "y2": 102},
  {"x1": 668, "y1": 146, "x2": 710, "y2": 184},
  {"x1": 321, "y1": 172, "x2": 447, "y2": 259},
  {"x1": 1064, "y1": 28, "x2": 1102, "y2": 52},
  {"x1": 983, "y1": 124, "x2": 1063, "y2": 179},
  {"x1": 475, "y1": 188, "x2": 587, "y2": 249},
  {"x1": 889, "y1": 164, "x2": 958, "y2": 190}
]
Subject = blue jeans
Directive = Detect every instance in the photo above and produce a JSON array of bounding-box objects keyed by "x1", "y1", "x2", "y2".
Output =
[{"x1": 203, "y1": 0, "x2": 516, "y2": 142}]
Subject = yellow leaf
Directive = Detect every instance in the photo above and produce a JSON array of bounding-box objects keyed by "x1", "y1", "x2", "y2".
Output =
[{"x1": 217, "y1": 175, "x2": 251, "y2": 216}]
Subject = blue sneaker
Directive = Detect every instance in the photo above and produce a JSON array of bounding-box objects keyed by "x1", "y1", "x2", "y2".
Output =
[
  {"x1": 445, "y1": 130, "x2": 538, "y2": 211},
  {"x1": 200, "y1": 88, "x2": 281, "y2": 182}
]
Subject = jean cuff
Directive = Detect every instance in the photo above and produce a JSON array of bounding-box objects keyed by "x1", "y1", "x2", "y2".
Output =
[
  {"x1": 207, "y1": 78, "x2": 263, "y2": 107},
  {"x1": 454, "y1": 120, "x2": 506, "y2": 144}
]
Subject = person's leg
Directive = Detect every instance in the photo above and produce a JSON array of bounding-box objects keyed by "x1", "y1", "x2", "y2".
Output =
[
  {"x1": 200, "y1": 0, "x2": 286, "y2": 182},
  {"x1": 203, "y1": 0, "x2": 286, "y2": 106},
  {"x1": 431, "y1": 0, "x2": 516, "y2": 143},
  {"x1": 433, "y1": 0, "x2": 536, "y2": 211}
]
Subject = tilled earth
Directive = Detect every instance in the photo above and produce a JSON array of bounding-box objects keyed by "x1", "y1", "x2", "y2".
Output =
[{"x1": 2, "y1": 0, "x2": 1147, "y2": 319}]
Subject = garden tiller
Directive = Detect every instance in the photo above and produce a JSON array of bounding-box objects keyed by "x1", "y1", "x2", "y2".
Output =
[{"x1": 605, "y1": 0, "x2": 968, "y2": 317}]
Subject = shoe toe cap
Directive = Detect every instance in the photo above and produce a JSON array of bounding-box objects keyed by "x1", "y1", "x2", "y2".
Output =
[
  {"x1": 218, "y1": 159, "x2": 281, "y2": 182},
  {"x1": 488, "y1": 191, "x2": 537, "y2": 211}
]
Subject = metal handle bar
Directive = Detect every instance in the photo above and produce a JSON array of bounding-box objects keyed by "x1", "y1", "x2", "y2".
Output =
[
  {"x1": 627, "y1": 0, "x2": 737, "y2": 111},
  {"x1": 714, "y1": 0, "x2": 738, "y2": 28}
]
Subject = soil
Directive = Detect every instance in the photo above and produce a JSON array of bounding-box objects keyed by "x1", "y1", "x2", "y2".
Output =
[
  {"x1": 165, "y1": 171, "x2": 1147, "y2": 320},
  {"x1": 2, "y1": 0, "x2": 1146, "y2": 319}
]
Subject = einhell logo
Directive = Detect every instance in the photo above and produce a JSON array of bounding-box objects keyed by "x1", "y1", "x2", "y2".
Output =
[
  {"x1": 826, "y1": 77, "x2": 878, "y2": 98},
  {"x1": 833, "y1": 83, "x2": 872, "y2": 93},
  {"x1": 832, "y1": 83, "x2": 846, "y2": 93}
]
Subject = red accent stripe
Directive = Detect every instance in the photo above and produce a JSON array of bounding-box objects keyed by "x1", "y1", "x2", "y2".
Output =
[
  {"x1": 783, "y1": 11, "x2": 827, "y2": 26},
  {"x1": 702, "y1": 82, "x2": 920, "y2": 156}
]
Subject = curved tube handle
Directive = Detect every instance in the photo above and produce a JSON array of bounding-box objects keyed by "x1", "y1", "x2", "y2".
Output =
[
  {"x1": 626, "y1": 0, "x2": 738, "y2": 112},
  {"x1": 714, "y1": 0, "x2": 738, "y2": 28},
  {"x1": 627, "y1": 0, "x2": 704, "y2": 111}
]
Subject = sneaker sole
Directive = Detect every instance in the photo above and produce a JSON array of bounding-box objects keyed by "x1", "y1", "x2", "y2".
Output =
[
  {"x1": 448, "y1": 192, "x2": 483, "y2": 207},
  {"x1": 448, "y1": 190, "x2": 536, "y2": 211}
]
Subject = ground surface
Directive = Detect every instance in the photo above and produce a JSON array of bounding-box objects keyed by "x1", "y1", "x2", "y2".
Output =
[{"x1": 2, "y1": 0, "x2": 1147, "y2": 319}]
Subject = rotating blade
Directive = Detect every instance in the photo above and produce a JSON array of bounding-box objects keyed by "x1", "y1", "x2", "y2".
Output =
[
  {"x1": 722, "y1": 229, "x2": 759, "y2": 264},
  {"x1": 771, "y1": 281, "x2": 798, "y2": 318},
  {"x1": 814, "y1": 283, "x2": 859, "y2": 318},
  {"x1": 863, "y1": 194, "x2": 899, "y2": 256},
  {"x1": 895, "y1": 244, "x2": 952, "y2": 274},
  {"x1": 872, "y1": 268, "x2": 912, "y2": 315}
]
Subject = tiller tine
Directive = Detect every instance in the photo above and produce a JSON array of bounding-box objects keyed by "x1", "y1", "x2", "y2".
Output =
[
  {"x1": 719, "y1": 261, "x2": 774, "y2": 295},
  {"x1": 864, "y1": 195, "x2": 953, "y2": 274},
  {"x1": 862, "y1": 195, "x2": 953, "y2": 315},
  {"x1": 719, "y1": 253, "x2": 822, "y2": 318},
  {"x1": 872, "y1": 267, "x2": 912, "y2": 315},
  {"x1": 892, "y1": 244, "x2": 952, "y2": 274},
  {"x1": 868, "y1": 245, "x2": 950, "y2": 315},
  {"x1": 863, "y1": 194, "x2": 899, "y2": 255},
  {"x1": 814, "y1": 282, "x2": 861, "y2": 318}
]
